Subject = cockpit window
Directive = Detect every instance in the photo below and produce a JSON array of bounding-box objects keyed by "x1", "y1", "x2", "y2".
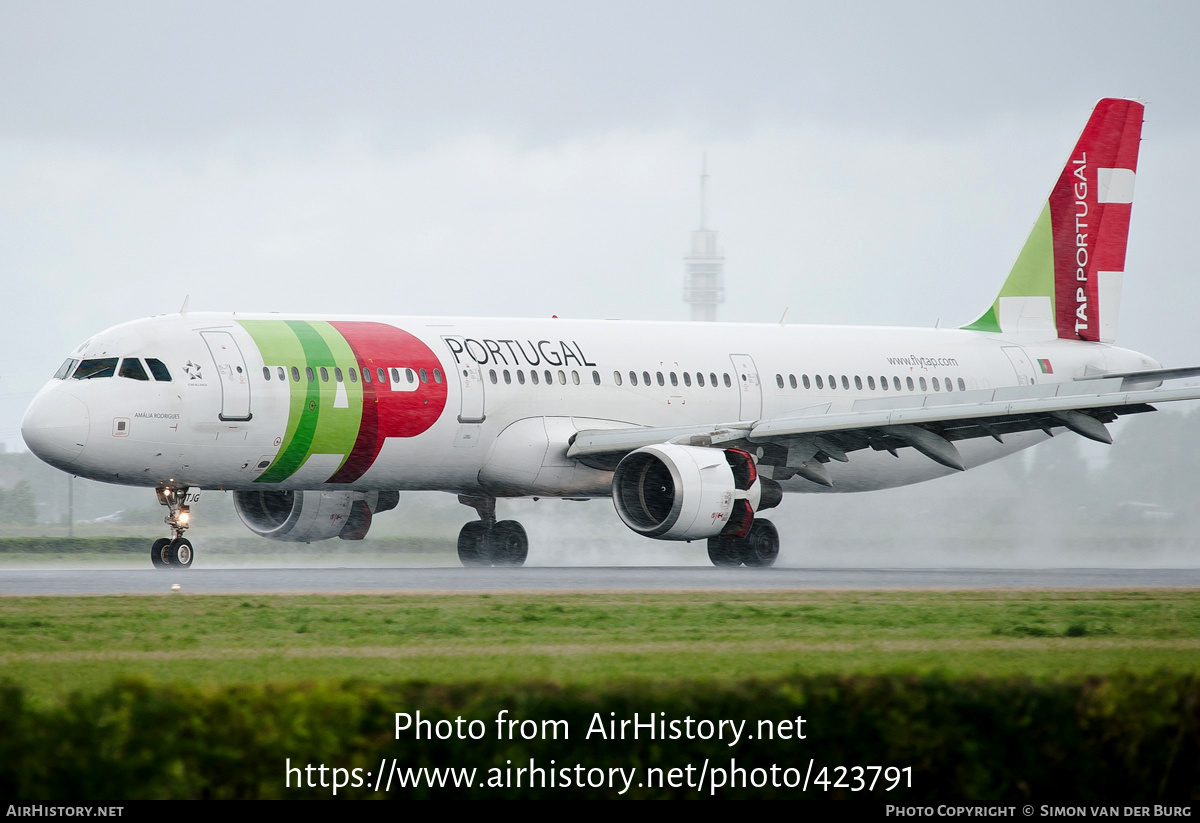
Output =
[
  {"x1": 53, "y1": 359, "x2": 79, "y2": 380},
  {"x1": 72, "y1": 358, "x2": 119, "y2": 380},
  {"x1": 119, "y1": 358, "x2": 150, "y2": 381},
  {"x1": 146, "y1": 359, "x2": 172, "y2": 382}
]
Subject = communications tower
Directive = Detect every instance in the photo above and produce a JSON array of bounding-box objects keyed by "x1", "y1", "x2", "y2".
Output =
[{"x1": 682, "y1": 155, "x2": 725, "y2": 322}]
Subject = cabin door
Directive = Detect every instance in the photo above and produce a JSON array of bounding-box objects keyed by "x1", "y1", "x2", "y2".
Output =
[
  {"x1": 1002, "y1": 346, "x2": 1039, "y2": 386},
  {"x1": 443, "y1": 336, "x2": 486, "y2": 423},
  {"x1": 201, "y1": 330, "x2": 252, "y2": 421}
]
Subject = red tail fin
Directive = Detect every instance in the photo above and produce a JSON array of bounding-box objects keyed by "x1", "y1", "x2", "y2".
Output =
[
  {"x1": 964, "y1": 99, "x2": 1143, "y2": 342},
  {"x1": 1050, "y1": 99, "x2": 1142, "y2": 342}
]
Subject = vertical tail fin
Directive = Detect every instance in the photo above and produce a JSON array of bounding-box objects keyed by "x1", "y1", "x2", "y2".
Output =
[{"x1": 964, "y1": 98, "x2": 1143, "y2": 342}]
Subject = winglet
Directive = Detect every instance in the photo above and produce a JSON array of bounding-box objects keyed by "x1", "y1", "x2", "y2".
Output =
[{"x1": 964, "y1": 99, "x2": 1143, "y2": 343}]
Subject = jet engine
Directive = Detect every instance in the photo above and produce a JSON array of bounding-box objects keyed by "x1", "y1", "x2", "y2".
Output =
[
  {"x1": 611, "y1": 444, "x2": 781, "y2": 541},
  {"x1": 233, "y1": 490, "x2": 400, "y2": 542}
]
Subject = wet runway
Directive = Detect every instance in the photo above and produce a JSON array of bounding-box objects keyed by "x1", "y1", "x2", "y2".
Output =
[{"x1": 2, "y1": 566, "x2": 1200, "y2": 596}]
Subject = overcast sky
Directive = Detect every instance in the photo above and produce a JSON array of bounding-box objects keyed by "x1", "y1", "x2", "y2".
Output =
[{"x1": 3, "y1": 0, "x2": 1199, "y2": 449}]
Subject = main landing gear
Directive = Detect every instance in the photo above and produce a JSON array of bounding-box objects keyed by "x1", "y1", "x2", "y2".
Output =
[
  {"x1": 456, "y1": 494, "x2": 528, "y2": 567},
  {"x1": 151, "y1": 484, "x2": 194, "y2": 570},
  {"x1": 706, "y1": 519, "x2": 779, "y2": 568}
]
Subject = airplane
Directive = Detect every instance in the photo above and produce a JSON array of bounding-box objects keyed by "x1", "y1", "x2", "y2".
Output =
[{"x1": 20, "y1": 98, "x2": 1200, "y2": 570}]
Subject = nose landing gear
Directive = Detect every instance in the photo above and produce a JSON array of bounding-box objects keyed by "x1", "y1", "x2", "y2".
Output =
[{"x1": 151, "y1": 485, "x2": 195, "y2": 570}]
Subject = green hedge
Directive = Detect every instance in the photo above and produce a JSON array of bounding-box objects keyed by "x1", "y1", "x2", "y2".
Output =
[
  {"x1": 0, "y1": 536, "x2": 455, "y2": 554},
  {"x1": 1, "y1": 674, "x2": 1196, "y2": 799},
  {"x1": 0, "y1": 537, "x2": 151, "y2": 553}
]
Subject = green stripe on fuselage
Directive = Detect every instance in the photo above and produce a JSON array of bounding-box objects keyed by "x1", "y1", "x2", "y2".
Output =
[
  {"x1": 306, "y1": 321, "x2": 363, "y2": 471},
  {"x1": 237, "y1": 320, "x2": 362, "y2": 484}
]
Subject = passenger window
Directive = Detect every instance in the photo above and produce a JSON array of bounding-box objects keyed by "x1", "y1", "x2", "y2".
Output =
[
  {"x1": 802, "y1": 375, "x2": 811, "y2": 389},
  {"x1": 420, "y1": 368, "x2": 428, "y2": 383},
  {"x1": 683, "y1": 372, "x2": 691, "y2": 387},
  {"x1": 919, "y1": 377, "x2": 927, "y2": 391},
  {"x1": 710, "y1": 373, "x2": 718, "y2": 388},
  {"x1": 932, "y1": 377, "x2": 940, "y2": 391},
  {"x1": 944, "y1": 378, "x2": 952, "y2": 393},
  {"x1": 776, "y1": 374, "x2": 784, "y2": 388},
  {"x1": 517, "y1": 370, "x2": 526, "y2": 385},
  {"x1": 697, "y1": 373, "x2": 705, "y2": 387},
  {"x1": 306, "y1": 367, "x2": 315, "y2": 382},
  {"x1": 613, "y1": 371, "x2": 623, "y2": 386},
  {"x1": 362, "y1": 368, "x2": 371, "y2": 383},
  {"x1": 335, "y1": 367, "x2": 343, "y2": 383},
  {"x1": 489, "y1": 369, "x2": 498, "y2": 384},
  {"x1": 906, "y1": 377, "x2": 914, "y2": 391},
  {"x1": 292, "y1": 366, "x2": 301, "y2": 382},
  {"x1": 73, "y1": 358, "x2": 119, "y2": 380},
  {"x1": 277, "y1": 366, "x2": 286, "y2": 382},
  {"x1": 544, "y1": 369, "x2": 553, "y2": 384},
  {"x1": 503, "y1": 369, "x2": 511, "y2": 384},
  {"x1": 723, "y1": 373, "x2": 731, "y2": 388},
  {"x1": 894, "y1": 376, "x2": 902, "y2": 391},
  {"x1": 828, "y1": 375, "x2": 837, "y2": 390},
  {"x1": 629, "y1": 371, "x2": 638, "y2": 386},
  {"x1": 389, "y1": 368, "x2": 399, "y2": 383},
  {"x1": 433, "y1": 369, "x2": 442, "y2": 384},
  {"x1": 592, "y1": 370, "x2": 601, "y2": 386},
  {"x1": 958, "y1": 378, "x2": 966, "y2": 391},
  {"x1": 789, "y1": 374, "x2": 797, "y2": 389},
  {"x1": 531, "y1": 370, "x2": 540, "y2": 385},
  {"x1": 867, "y1": 376, "x2": 876, "y2": 390},
  {"x1": 854, "y1": 375, "x2": 862, "y2": 390},
  {"x1": 348, "y1": 368, "x2": 357, "y2": 383},
  {"x1": 377, "y1": 368, "x2": 387, "y2": 383},
  {"x1": 321, "y1": 367, "x2": 330, "y2": 382},
  {"x1": 644, "y1": 371, "x2": 651, "y2": 386},
  {"x1": 558, "y1": 370, "x2": 566, "y2": 385},
  {"x1": 815, "y1": 375, "x2": 823, "y2": 389},
  {"x1": 262, "y1": 366, "x2": 271, "y2": 381},
  {"x1": 656, "y1": 372, "x2": 665, "y2": 387},
  {"x1": 571, "y1": 370, "x2": 580, "y2": 385},
  {"x1": 669, "y1": 372, "x2": 678, "y2": 387},
  {"x1": 119, "y1": 358, "x2": 150, "y2": 381},
  {"x1": 841, "y1": 375, "x2": 849, "y2": 390}
]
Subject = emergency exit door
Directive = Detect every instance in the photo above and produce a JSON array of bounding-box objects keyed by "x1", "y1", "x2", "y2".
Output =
[{"x1": 729, "y1": 354, "x2": 762, "y2": 421}]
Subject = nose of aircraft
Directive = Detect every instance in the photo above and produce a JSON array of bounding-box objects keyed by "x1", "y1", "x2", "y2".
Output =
[{"x1": 22, "y1": 389, "x2": 90, "y2": 470}]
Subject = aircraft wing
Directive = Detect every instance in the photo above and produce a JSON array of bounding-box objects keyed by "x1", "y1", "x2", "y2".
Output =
[{"x1": 567, "y1": 373, "x2": 1200, "y2": 483}]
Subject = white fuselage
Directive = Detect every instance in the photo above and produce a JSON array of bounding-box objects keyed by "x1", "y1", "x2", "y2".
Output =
[{"x1": 22, "y1": 313, "x2": 1160, "y2": 497}]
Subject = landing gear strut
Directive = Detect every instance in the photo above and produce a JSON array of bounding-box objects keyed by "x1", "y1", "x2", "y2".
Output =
[
  {"x1": 151, "y1": 485, "x2": 194, "y2": 570},
  {"x1": 456, "y1": 494, "x2": 528, "y2": 567},
  {"x1": 707, "y1": 519, "x2": 779, "y2": 568}
]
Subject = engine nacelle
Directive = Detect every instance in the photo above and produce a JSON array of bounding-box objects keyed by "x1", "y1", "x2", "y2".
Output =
[
  {"x1": 233, "y1": 489, "x2": 399, "y2": 542},
  {"x1": 611, "y1": 444, "x2": 779, "y2": 541}
]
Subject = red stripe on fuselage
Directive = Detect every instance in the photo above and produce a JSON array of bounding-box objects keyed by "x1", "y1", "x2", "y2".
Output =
[{"x1": 327, "y1": 321, "x2": 448, "y2": 484}]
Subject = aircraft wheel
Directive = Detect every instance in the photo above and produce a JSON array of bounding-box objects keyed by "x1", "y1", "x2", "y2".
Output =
[
  {"x1": 739, "y1": 520, "x2": 779, "y2": 568},
  {"x1": 706, "y1": 535, "x2": 742, "y2": 567},
  {"x1": 489, "y1": 520, "x2": 528, "y2": 567},
  {"x1": 151, "y1": 537, "x2": 172, "y2": 569},
  {"x1": 457, "y1": 521, "x2": 491, "y2": 566},
  {"x1": 167, "y1": 537, "x2": 194, "y2": 569}
]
